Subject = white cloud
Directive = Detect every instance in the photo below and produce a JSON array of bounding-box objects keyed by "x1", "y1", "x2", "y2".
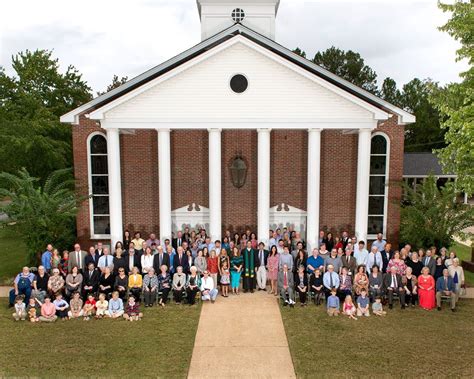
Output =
[{"x1": 0, "y1": 0, "x2": 468, "y2": 93}]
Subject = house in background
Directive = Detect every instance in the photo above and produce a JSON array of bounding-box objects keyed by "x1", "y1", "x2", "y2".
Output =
[{"x1": 403, "y1": 152, "x2": 472, "y2": 205}]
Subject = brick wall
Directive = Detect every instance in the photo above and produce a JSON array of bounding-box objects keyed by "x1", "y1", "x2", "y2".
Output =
[
  {"x1": 270, "y1": 130, "x2": 307, "y2": 211},
  {"x1": 120, "y1": 130, "x2": 159, "y2": 236},
  {"x1": 221, "y1": 130, "x2": 258, "y2": 233},
  {"x1": 171, "y1": 130, "x2": 209, "y2": 209},
  {"x1": 73, "y1": 119, "x2": 404, "y2": 246}
]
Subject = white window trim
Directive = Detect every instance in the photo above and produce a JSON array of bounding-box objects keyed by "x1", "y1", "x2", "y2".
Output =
[
  {"x1": 87, "y1": 131, "x2": 111, "y2": 240},
  {"x1": 368, "y1": 131, "x2": 390, "y2": 240}
]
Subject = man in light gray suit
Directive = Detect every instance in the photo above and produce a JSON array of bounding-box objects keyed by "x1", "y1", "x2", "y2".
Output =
[
  {"x1": 423, "y1": 249, "x2": 436, "y2": 276},
  {"x1": 278, "y1": 264, "x2": 295, "y2": 306},
  {"x1": 68, "y1": 243, "x2": 87, "y2": 272}
]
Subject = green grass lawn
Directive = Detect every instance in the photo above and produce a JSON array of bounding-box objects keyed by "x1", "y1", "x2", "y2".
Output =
[
  {"x1": 282, "y1": 299, "x2": 474, "y2": 378},
  {"x1": 0, "y1": 299, "x2": 201, "y2": 378},
  {"x1": 0, "y1": 227, "x2": 28, "y2": 285}
]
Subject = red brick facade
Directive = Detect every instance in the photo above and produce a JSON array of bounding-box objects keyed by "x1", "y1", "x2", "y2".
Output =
[{"x1": 73, "y1": 116, "x2": 404, "y2": 247}]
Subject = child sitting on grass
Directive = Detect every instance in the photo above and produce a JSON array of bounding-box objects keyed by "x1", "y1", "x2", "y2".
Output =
[
  {"x1": 68, "y1": 292, "x2": 84, "y2": 319},
  {"x1": 27, "y1": 298, "x2": 41, "y2": 322},
  {"x1": 12, "y1": 295, "x2": 26, "y2": 321},
  {"x1": 356, "y1": 289, "x2": 370, "y2": 317},
  {"x1": 83, "y1": 294, "x2": 96, "y2": 321},
  {"x1": 95, "y1": 293, "x2": 108, "y2": 319},
  {"x1": 107, "y1": 291, "x2": 124, "y2": 319},
  {"x1": 123, "y1": 295, "x2": 142, "y2": 321},
  {"x1": 326, "y1": 288, "x2": 340, "y2": 316},
  {"x1": 343, "y1": 295, "x2": 357, "y2": 320},
  {"x1": 372, "y1": 297, "x2": 387, "y2": 316},
  {"x1": 54, "y1": 293, "x2": 69, "y2": 320}
]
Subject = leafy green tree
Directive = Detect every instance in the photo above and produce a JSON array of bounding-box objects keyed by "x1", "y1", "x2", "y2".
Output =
[
  {"x1": 312, "y1": 46, "x2": 379, "y2": 94},
  {"x1": 0, "y1": 168, "x2": 82, "y2": 263},
  {"x1": 380, "y1": 77, "x2": 402, "y2": 107},
  {"x1": 400, "y1": 176, "x2": 474, "y2": 249},
  {"x1": 401, "y1": 78, "x2": 444, "y2": 152},
  {"x1": 0, "y1": 50, "x2": 91, "y2": 183},
  {"x1": 292, "y1": 47, "x2": 306, "y2": 59},
  {"x1": 97, "y1": 74, "x2": 129, "y2": 96},
  {"x1": 431, "y1": 1, "x2": 474, "y2": 195}
]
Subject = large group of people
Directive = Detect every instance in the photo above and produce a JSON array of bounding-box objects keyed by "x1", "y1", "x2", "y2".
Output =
[{"x1": 9, "y1": 227, "x2": 466, "y2": 322}]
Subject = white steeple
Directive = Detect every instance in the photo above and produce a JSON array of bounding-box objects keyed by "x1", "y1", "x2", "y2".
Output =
[{"x1": 197, "y1": 0, "x2": 280, "y2": 41}]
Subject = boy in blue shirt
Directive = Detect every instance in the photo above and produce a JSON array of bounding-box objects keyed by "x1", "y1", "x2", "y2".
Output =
[
  {"x1": 326, "y1": 288, "x2": 340, "y2": 316},
  {"x1": 356, "y1": 289, "x2": 370, "y2": 317}
]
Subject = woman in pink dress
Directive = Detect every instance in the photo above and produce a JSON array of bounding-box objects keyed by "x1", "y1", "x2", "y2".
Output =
[
  {"x1": 418, "y1": 267, "x2": 435, "y2": 310},
  {"x1": 267, "y1": 246, "x2": 279, "y2": 296},
  {"x1": 386, "y1": 251, "x2": 407, "y2": 276}
]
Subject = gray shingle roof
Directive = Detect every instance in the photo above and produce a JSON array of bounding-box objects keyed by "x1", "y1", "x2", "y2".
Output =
[{"x1": 403, "y1": 153, "x2": 454, "y2": 176}]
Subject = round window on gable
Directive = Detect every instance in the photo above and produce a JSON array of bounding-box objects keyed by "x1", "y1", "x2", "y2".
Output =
[
  {"x1": 230, "y1": 74, "x2": 248, "y2": 94},
  {"x1": 231, "y1": 8, "x2": 245, "y2": 23}
]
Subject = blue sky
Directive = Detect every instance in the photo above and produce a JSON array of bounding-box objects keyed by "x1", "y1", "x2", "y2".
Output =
[{"x1": 0, "y1": 0, "x2": 468, "y2": 93}]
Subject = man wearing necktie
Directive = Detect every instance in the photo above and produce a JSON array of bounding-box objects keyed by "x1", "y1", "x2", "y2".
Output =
[
  {"x1": 383, "y1": 266, "x2": 405, "y2": 309},
  {"x1": 256, "y1": 242, "x2": 269, "y2": 291},
  {"x1": 323, "y1": 265, "x2": 340, "y2": 300},
  {"x1": 98, "y1": 247, "x2": 113, "y2": 273},
  {"x1": 435, "y1": 268, "x2": 456, "y2": 311},
  {"x1": 69, "y1": 243, "x2": 86, "y2": 273},
  {"x1": 278, "y1": 264, "x2": 294, "y2": 306}
]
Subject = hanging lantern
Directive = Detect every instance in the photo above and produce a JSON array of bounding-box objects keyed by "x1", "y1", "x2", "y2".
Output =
[{"x1": 230, "y1": 155, "x2": 247, "y2": 189}]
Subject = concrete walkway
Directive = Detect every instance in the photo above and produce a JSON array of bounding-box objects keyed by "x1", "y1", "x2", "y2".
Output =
[{"x1": 188, "y1": 291, "x2": 296, "y2": 379}]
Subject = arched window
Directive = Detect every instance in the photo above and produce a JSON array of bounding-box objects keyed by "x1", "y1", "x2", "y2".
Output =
[
  {"x1": 88, "y1": 133, "x2": 110, "y2": 237},
  {"x1": 368, "y1": 133, "x2": 389, "y2": 237}
]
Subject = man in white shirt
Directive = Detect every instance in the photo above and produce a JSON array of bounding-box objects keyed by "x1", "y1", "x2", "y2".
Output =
[
  {"x1": 200, "y1": 271, "x2": 218, "y2": 302},
  {"x1": 371, "y1": 233, "x2": 386, "y2": 252},
  {"x1": 354, "y1": 241, "x2": 368, "y2": 267},
  {"x1": 97, "y1": 247, "x2": 114, "y2": 273},
  {"x1": 366, "y1": 246, "x2": 383, "y2": 273}
]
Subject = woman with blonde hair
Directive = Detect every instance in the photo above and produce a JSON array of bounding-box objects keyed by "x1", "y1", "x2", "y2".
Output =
[
  {"x1": 448, "y1": 258, "x2": 465, "y2": 301},
  {"x1": 418, "y1": 266, "x2": 435, "y2": 310}
]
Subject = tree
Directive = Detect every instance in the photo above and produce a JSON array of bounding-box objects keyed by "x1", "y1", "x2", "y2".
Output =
[
  {"x1": 97, "y1": 75, "x2": 128, "y2": 96},
  {"x1": 0, "y1": 168, "x2": 82, "y2": 263},
  {"x1": 0, "y1": 50, "x2": 91, "y2": 183},
  {"x1": 312, "y1": 46, "x2": 379, "y2": 94},
  {"x1": 430, "y1": 1, "x2": 474, "y2": 195},
  {"x1": 292, "y1": 47, "x2": 306, "y2": 59},
  {"x1": 401, "y1": 78, "x2": 444, "y2": 152},
  {"x1": 380, "y1": 77, "x2": 402, "y2": 107},
  {"x1": 400, "y1": 176, "x2": 474, "y2": 250}
]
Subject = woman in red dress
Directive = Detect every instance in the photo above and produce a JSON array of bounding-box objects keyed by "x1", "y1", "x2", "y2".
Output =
[{"x1": 417, "y1": 267, "x2": 436, "y2": 310}]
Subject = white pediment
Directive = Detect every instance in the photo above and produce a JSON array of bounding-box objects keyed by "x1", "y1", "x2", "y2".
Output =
[
  {"x1": 91, "y1": 36, "x2": 387, "y2": 126},
  {"x1": 269, "y1": 203, "x2": 307, "y2": 239},
  {"x1": 171, "y1": 203, "x2": 209, "y2": 233}
]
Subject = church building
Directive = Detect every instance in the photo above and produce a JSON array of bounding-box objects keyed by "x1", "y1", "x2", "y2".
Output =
[{"x1": 61, "y1": 0, "x2": 415, "y2": 249}]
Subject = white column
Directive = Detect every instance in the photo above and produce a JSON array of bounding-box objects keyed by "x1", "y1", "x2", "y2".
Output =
[
  {"x1": 157, "y1": 129, "x2": 172, "y2": 243},
  {"x1": 257, "y1": 128, "x2": 271, "y2": 245},
  {"x1": 106, "y1": 128, "x2": 123, "y2": 248},
  {"x1": 306, "y1": 128, "x2": 322, "y2": 251},
  {"x1": 208, "y1": 128, "x2": 222, "y2": 241},
  {"x1": 355, "y1": 128, "x2": 372, "y2": 242}
]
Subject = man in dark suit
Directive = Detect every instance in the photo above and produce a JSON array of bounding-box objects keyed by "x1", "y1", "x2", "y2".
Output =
[
  {"x1": 382, "y1": 266, "x2": 406, "y2": 309},
  {"x1": 173, "y1": 246, "x2": 189, "y2": 274},
  {"x1": 85, "y1": 246, "x2": 100, "y2": 268},
  {"x1": 341, "y1": 231, "x2": 350, "y2": 250},
  {"x1": 125, "y1": 248, "x2": 141, "y2": 274},
  {"x1": 153, "y1": 246, "x2": 170, "y2": 273},
  {"x1": 172, "y1": 231, "x2": 185, "y2": 251},
  {"x1": 255, "y1": 242, "x2": 269, "y2": 291},
  {"x1": 423, "y1": 249, "x2": 436, "y2": 276},
  {"x1": 82, "y1": 262, "x2": 100, "y2": 299},
  {"x1": 341, "y1": 249, "x2": 357, "y2": 276},
  {"x1": 381, "y1": 243, "x2": 393, "y2": 273},
  {"x1": 436, "y1": 269, "x2": 456, "y2": 311},
  {"x1": 95, "y1": 241, "x2": 104, "y2": 257}
]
